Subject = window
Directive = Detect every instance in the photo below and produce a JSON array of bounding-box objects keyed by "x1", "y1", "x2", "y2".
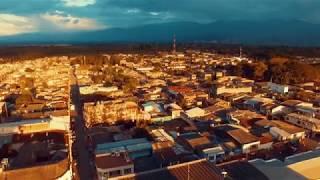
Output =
[
  {"x1": 109, "y1": 170, "x2": 121, "y2": 177},
  {"x1": 209, "y1": 155, "x2": 216, "y2": 161},
  {"x1": 124, "y1": 168, "x2": 132, "y2": 174}
]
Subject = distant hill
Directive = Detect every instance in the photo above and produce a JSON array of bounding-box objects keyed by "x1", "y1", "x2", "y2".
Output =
[{"x1": 1, "y1": 20, "x2": 320, "y2": 46}]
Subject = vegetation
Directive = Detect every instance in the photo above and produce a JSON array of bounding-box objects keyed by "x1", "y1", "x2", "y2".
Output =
[
  {"x1": 231, "y1": 58, "x2": 320, "y2": 84},
  {"x1": 1, "y1": 44, "x2": 320, "y2": 63},
  {"x1": 87, "y1": 56, "x2": 139, "y2": 92}
]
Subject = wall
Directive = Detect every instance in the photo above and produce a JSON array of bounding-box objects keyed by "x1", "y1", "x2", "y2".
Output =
[
  {"x1": 216, "y1": 86, "x2": 252, "y2": 95},
  {"x1": 268, "y1": 82, "x2": 288, "y2": 94},
  {"x1": 242, "y1": 141, "x2": 260, "y2": 153},
  {"x1": 97, "y1": 164, "x2": 134, "y2": 180},
  {"x1": 0, "y1": 158, "x2": 69, "y2": 180}
]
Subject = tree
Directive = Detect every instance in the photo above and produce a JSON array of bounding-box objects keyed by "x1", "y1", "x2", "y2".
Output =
[
  {"x1": 110, "y1": 55, "x2": 121, "y2": 65},
  {"x1": 253, "y1": 62, "x2": 268, "y2": 80}
]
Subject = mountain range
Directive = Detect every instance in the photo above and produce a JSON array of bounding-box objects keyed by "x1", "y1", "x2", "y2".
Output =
[{"x1": 1, "y1": 20, "x2": 320, "y2": 46}]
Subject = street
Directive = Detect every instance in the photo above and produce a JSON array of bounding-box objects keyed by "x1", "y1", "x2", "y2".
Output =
[{"x1": 70, "y1": 67, "x2": 94, "y2": 180}]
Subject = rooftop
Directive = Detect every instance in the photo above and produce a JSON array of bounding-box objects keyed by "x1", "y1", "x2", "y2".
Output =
[
  {"x1": 271, "y1": 120, "x2": 305, "y2": 134},
  {"x1": 113, "y1": 159, "x2": 223, "y2": 180},
  {"x1": 218, "y1": 161, "x2": 268, "y2": 180},
  {"x1": 250, "y1": 150, "x2": 320, "y2": 180},
  {"x1": 287, "y1": 113, "x2": 320, "y2": 125},
  {"x1": 95, "y1": 153, "x2": 133, "y2": 169},
  {"x1": 227, "y1": 129, "x2": 259, "y2": 145}
]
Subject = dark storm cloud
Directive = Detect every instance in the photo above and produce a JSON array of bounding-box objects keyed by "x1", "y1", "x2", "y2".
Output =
[
  {"x1": 96, "y1": 0, "x2": 320, "y2": 22},
  {"x1": 0, "y1": 0, "x2": 320, "y2": 30}
]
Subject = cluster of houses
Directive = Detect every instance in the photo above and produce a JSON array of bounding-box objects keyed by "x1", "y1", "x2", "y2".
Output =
[
  {"x1": 73, "y1": 51, "x2": 320, "y2": 179},
  {"x1": 0, "y1": 57, "x2": 73, "y2": 179},
  {"x1": 0, "y1": 57, "x2": 70, "y2": 122},
  {"x1": 0, "y1": 51, "x2": 319, "y2": 179}
]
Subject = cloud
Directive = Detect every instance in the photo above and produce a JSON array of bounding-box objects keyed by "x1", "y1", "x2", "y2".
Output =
[
  {"x1": 127, "y1": 8, "x2": 141, "y2": 14},
  {"x1": 0, "y1": 11, "x2": 106, "y2": 36},
  {"x1": 60, "y1": 0, "x2": 96, "y2": 7},
  {"x1": 40, "y1": 11, "x2": 105, "y2": 31},
  {"x1": 0, "y1": 0, "x2": 320, "y2": 36},
  {"x1": 149, "y1": 12, "x2": 160, "y2": 16},
  {"x1": 94, "y1": 0, "x2": 320, "y2": 24},
  {"x1": 0, "y1": 14, "x2": 36, "y2": 36}
]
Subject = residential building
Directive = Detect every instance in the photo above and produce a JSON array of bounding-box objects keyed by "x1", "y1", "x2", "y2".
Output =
[
  {"x1": 96, "y1": 152, "x2": 134, "y2": 180},
  {"x1": 227, "y1": 129, "x2": 260, "y2": 154},
  {"x1": 285, "y1": 113, "x2": 320, "y2": 133}
]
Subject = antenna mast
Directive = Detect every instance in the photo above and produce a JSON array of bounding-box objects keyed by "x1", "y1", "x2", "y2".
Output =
[{"x1": 173, "y1": 34, "x2": 176, "y2": 54}]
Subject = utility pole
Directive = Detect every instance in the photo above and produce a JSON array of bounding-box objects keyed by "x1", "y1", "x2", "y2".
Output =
[{"x1": 173, "y1": 34, "x2": 177, "y2": 55}]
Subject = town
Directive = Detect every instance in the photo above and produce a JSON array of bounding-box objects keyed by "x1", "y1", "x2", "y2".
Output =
[{"x1": 0, "y1": 45, "x2": 320, "y2": 180}]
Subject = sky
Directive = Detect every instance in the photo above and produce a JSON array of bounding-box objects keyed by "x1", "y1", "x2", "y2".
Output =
[{"x1": 0, "y1": 0, "x2": 319, "y2": 36}]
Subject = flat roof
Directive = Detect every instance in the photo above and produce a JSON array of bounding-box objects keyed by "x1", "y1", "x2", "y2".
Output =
[
  {"x1": 95, "y1": 153, "x2": 133, "y2": 169},
  {"x1": 96, "y1": 138, "x2": 151, "y2": 154}
]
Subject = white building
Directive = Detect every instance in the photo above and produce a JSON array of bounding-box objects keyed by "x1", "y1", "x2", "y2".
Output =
[
  {"x1": 285, "y1": 113, "x2": 320, "y2": 133},
  {"x1": 268, "y1": 82, "x2": 289, "y2": 94},
  {"x1": 227, "y1": 129, "x2": 260, "y2": 154}
]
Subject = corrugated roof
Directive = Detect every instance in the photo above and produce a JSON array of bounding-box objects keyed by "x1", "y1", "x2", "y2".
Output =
[
  {"x1": 227, "y1": 129, "x2": 259, "y2": 145},
  {"x1": 114, "y1": 159, "x2": 224, "y2": 180},
  {"x1": 96, "y1": 138, "x2": 151, "y2": 154}
]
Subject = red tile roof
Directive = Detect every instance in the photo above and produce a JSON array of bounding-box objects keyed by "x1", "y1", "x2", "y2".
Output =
[{"x1": 168, "y1": 86, "x2": 194, "y2": 95}]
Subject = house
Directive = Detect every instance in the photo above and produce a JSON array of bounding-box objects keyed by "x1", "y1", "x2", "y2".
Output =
[
  {"x1": 243, "y1": 97, "x2": 274, "y2": 112},
  {"x1": 95, "y1": 138, "x2": 153, "y2": 160},
  {"x1": 227, "y1": 129, "x2": 260, "y2": 154},
  {"x1": 142, "y1": 102, "x2": 163, "y2": 113},
  {"x1": 95, "y1": 152, "x2": 134, "y2": 179},
  {"x1": 269, "y1": 120, "x2": 306, "y2": 141},
  {"x1": 152, "y1": 139, "x2": 193, "y2": 167},
  {"x1": 166, "y1": 86, "x2": 208, "y2": 107},
  {"x1": 227, "y1": 110, "x2": 266, "y2": 129},
  {"x1": 204, "y1": 100, "x2": 231, "y2": 123},
  {"x1": 164, "y1": 103, "x2": 183, "y2": 119},
  {"x1": 181, "y1": 107, "x2": 207, "y2": 120},
  {"x1": 141, "y1": 102, "x2": 172, "y2": 123},
  {"x1": 285, "y1": 113, "x2": 320, "y2": 133},
  {"x1": 212, "y1": 76, "x2": 254, "y2": 95},
  {"x1": 257, "y1": 133, "x2": 274, "y2": 150},
  {"x1": 177, "y1": 133, "x2": 212, "y2": 151},
  {"x1": 281, "y1": 100, "x2": 313, "y2": 109},
  {"x1": 176, "y1": 133, "x2": 224, "y2": 163},
  {"x1": 254, "y1": 119, "x2": 306, "y2": 142},
  {"x1": 80, "y1": 85, "x2": 119, "y2": 95},
  {"x1": 196, "y1": 145, "x2": 225, "y2": 163},
  {"x1": 295, "y1": 106, "x2": 320, "y2": 118},
  {"x1": 260, "y1": 104, "x2": 292, "y2": 117},
  {"x1": 268, "y1": 82, "x2": 289, "y2": 94}
]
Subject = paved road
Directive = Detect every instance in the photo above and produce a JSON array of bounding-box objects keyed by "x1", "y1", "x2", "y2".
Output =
[{"x1": 70, "y1": 67, "x2": 94, "y2": 180}]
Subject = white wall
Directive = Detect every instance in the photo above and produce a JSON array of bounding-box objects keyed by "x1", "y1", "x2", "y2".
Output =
[{"x1": 242, "y1": 141, "x2": 260, "y2": 153}]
